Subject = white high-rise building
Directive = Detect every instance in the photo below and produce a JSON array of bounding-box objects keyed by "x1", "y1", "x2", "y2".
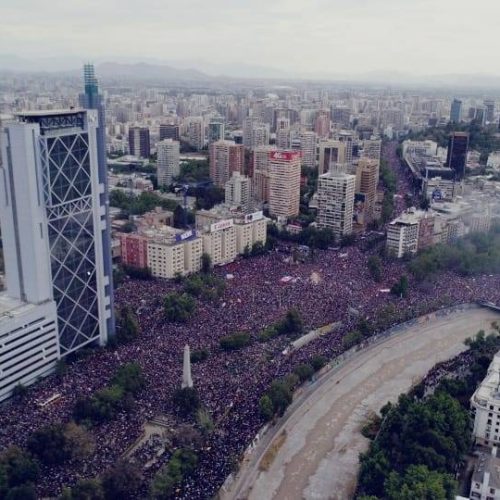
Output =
[
  {"x1": 276, "y1": 117, "x2": 290, "y2": 149},
  {"x1": 317, "y1": 166, "x2": 356, "y2": 237},
  {"x1": 157, "y1": 139, "x2": 180, "y2": 187},
  {"x1": 225, "y1": 172, "x2": 252, "y2": 212},
  {"x1": 1, "y1": 110, "x2": 111, "y2": 353},
  {"x1": 186, "y1": 117, "x2": 205, "y2": 151},
  {"x1": 268, "y1": 150, "x2": 301, "y2": 219}
]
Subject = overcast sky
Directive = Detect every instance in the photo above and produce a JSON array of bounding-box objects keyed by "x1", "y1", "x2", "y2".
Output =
[{"x1": 1, "y1": 0, "x2": 498, "y2": 76}]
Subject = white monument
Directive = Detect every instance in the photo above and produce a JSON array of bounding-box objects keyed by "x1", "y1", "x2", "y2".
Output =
[{"x1": 182, "y1": 344, "x2": 193, "y2": 388}]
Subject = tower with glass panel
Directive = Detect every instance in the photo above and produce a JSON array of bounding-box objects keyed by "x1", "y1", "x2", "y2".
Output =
[
  {"x1": 2, "y1": 110, "x2": 111, "y2": 354},
  {"x1": 79, "y1": 64, "x2": 115, "y2": 336}
]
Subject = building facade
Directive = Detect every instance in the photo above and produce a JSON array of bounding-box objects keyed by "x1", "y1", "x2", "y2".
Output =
[
  {"x1": 446, "y1": 132, "x2": 469, "y2": 181},
  {"x1": 268, "y1": 150, "x2": 301, "y2": 219},
  {"x1": 209, "y1": 140, "x2": 244, "y2": 188},
  {"x1": 317, "y1": 167, "x2": 356, "y2": 237},
  {"x1": 128, "y1": 126, "x2": 150, "y2": 158},
  {"x1": 1, "y1": 110, "x2": 112, "y2": 359},
  {"x1": 157, "y1": 139, "x2": 180, "y2": 187}
]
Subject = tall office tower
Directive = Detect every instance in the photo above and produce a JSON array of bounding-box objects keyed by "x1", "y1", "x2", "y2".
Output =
[
  {"x1": 317, "y1": 166, "x2": 356, "y2": 237},
  {"x1": 159, "y1": 123, "x2": 180, "y2": 141},
  {"x1": 128, "y1": 126, "x2": 150, "y2": 158},
  {"x1": 475, "y1": 107, "x2": 486, "y2": 126},
  {"x1": 79, "y1": 64, "x2": 114, "y2": 337},
  {"x1": 318, "y1": 140, "x2": 346, "y2": 174},
  {"x1": 268, "y1": 150, "x2": 301, "y2": 219},
  {"x1": 242, "y1": 117, "x2": 255, "y2": 148},
  {"x1": 336, "y1": 130, "x2": 354, "y2": 166},
  {"x1": 355, "y1": 158, "x2": 379, "y2": 224},
  {"x1": 484, "y1": 100, "x2": 495, "y2": 123},
  {"x1": 186, "y1": 117, "x2": 205, "y2": 151},
  {"x1": 450, "y1": 98, "x2": 462, "y2": 123},
  {"x1": 207, "y1": 119, "x2": 225, "y2": 144},
  {"x1": 276, "y1": 117, "x2": 290, "y2": 149},
  {"x1": 362, "y1": 139, "x2": 382, "y2": 162},
  {"x1": 331, "y1": 106, "x2": 351, "y2": 128},
  {"x1": 299, "y1": 131, "x2": 317, "y2": 169},
  {"x1": 1, "y1": 110, "x2": 111, "y2": 364},
  {"x1": 209, "y1": 140, "x2": 244, "y2": 187},
  {"x1": 314, "y1": 110, "x2": 330, "y2": 138},
  {"x1": 225, "y1": 172, "x2": 252, "y2": 212},
  {"x1": 251, "y1": 123, "x2": 270, "y2": 149},
  {"x1": 252, "y1": 146, "x2": 276, "y2": 203},
  {"x1": 446, "y1": 132, "x2": 469, "y2": 181},
  {"x1": 157, "y1": 139, "x2": 180, "y2": 187}
]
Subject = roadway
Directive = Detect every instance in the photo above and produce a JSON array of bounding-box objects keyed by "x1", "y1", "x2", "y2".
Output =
[{"x1": 221, "y1": 306, "x2": 499, "y2": 500}]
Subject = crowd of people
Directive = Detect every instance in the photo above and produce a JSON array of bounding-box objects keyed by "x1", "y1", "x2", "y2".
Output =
[{"x1": 0, "y1": 143, "x2": 498, "y2": 498}]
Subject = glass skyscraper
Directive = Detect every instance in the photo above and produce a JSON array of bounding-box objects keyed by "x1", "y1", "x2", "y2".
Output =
[
  {"x1": 1, "y1": 110, "x2": 111, "y2": 354},
  {"x1": 79, "y1": 64, "x2": 115, "y2": 336}
]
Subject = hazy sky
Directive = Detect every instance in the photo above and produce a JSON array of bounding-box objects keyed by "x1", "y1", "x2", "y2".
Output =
[{"x1": 1, "y1": 0, "x2": 498, "y2": 76}]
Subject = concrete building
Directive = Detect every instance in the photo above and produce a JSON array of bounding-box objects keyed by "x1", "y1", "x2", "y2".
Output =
[
  {"x1": 471, "y1": 352, "x2": 500, "y2": 447},
  {"x1": 252, "y1": 146, "x2": 276, "y2": 203},
  {"x1": 207, "y1": 120, "x2": 225, "y2": 144},
  {"x1": 157, "y1": 139, "x2": 180, "y2": 187},
  {"x1": 0, "y1": 297, "x2": 59, "y2": 402},
  {"x1": 446, "y1": 132, "x2": 469, "y2": 181},
  {"x1": 209, "y1": 140, "x2": 245, "y2": 188},
  {"x1": 0, "y1": 109, "x2": 112, "y2": 400},
  {"x1": 470, "y1": 448, "x2": 500, "y2": 500},
  {"x1": 299, "y1": 131, "x2": 317, "y2": 169},
  {"x1": 159, "y1": 123, "x2": 180, "y2": 142},
  {"x1": 386, "y1": 209, "x2": 421, "y2": 258},
  {"x1": 128, "y1": 126, "x2": 150, "y2": 158},
  {"x1": 450, "y1": 98, "x2": 462, "y2": 123},
  {"x1": 355, "y1": 158, "x2": 379, "y2": 224},
  {"x1": 275, "y1": 117, "x2": 290, "y2": 149},
  {"x1": 318, "y1": 140, "x2": 346, "y2": 175},
  {"x1": 201, "y1": 220, "x2": 237, "y2": 266},
  {"x1": 186, "y1": 117, "x2": 205, "y2": 151},
  {"x1": 362, "y1": 139, "x2": 382, "y2": 162},
  {"x1": 314, "y1": 110, "x2": 330, "y2": 139},
  {"x1": 268, "y1": 150, "x2": 301, "y2": 219},
  {"x1": 317, "y1": 166, "x2": 356, "y2": 237},
  {"x1": 225, "y1": 172, "x2": 252, "y2": 212},
  {"x1": 331, "y1": 106, "x2": 350, "y2": 128},
  {"x1": 120, "y1": 233, "x2": 149, "y2": 269}
]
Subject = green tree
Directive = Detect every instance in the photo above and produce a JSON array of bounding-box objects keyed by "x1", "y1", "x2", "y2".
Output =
[
  {"x1": 27, "y1": 424, "x2": 69, "y2": 466},
  {"x1": 259, "y1": 395, "x2": 274, "y2": 421},
  {"x1": 385, "y1": 465, "x2": 456, "y2": 500},
  {"x1": 342, "y1": 330, "x2": 363, "y2": 349},
  {"x1": 220, "y1": 332, "x2": 251, "y2": 351},
  {"x1": 60, "y1": 479, "x2": 104, "y2": 500},
  {"x1": 201, "y1": 253, "x2": 212, "y2": 274},
  {"x1": 0, "y1": 446, "x2": 39, "y2": 489},
  {"x1": 173, "y1": 387, "x2": 201, "y2": 417},
  {"x1": 164, "y1": 293, "x2": 196, "y2": 323},
  {"x1": 101, "y1": 461, "x2": 141, "y2": 500},
  {"x1": 111, "y1": 362, "x2": 145, "y2": 395},
  {"x1": 293, "y1": 363, "x2": 315, "y2": 382},
  {"x1": 5, "y1": 484, "x2": 36, "y2": 500}
]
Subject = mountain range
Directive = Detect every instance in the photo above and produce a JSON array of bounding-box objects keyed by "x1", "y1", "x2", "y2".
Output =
[{"x1": 1, "y1": 54, "x2": 500, "y2": 89}]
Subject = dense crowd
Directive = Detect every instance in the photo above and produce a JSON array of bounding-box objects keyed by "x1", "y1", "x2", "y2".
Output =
[{"x1": 0, "y1": 143, "x2": 498, "y2": 498}]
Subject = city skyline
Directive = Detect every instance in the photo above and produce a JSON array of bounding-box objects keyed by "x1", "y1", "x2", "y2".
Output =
[{"x1": 1, "y1": 0, "x2": 500, "y2": 80}]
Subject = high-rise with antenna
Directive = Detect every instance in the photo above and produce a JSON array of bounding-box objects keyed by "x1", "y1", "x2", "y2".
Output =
[{"x1": 79, "y1": 63, "x2": 115, "y2": 335}]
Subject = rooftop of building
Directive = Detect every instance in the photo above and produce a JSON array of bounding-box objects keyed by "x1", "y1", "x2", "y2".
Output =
[
  {"x1": 0, "y1": 293, "x2": 45, "y2": 325},
  {"x1": 472, "y1": 352, "x2": 500, "y2": 407},
  {"x1": 16, "y1": 109, "x2": 85, "y2": 118},
  {"x1": 472, "y1": 449, "x2": 500, "y2": 490}
]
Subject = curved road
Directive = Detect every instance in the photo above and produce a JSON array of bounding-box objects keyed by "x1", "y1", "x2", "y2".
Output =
[{"x1": 221, "y1": 307, "x2": 500, "y2": 500}]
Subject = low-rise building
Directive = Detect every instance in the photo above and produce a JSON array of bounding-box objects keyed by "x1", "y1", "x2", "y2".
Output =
[
  {"x1": 470, "y1": 448, "x2": 500, "y2": 500},
  {"x1": 471, "y1": 352, "x2": 500, "y2": 447}
]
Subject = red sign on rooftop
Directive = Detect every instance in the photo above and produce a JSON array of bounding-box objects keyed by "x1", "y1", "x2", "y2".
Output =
[{"x1": 269, "y1": 151, "x2": 300, "y2": 161}]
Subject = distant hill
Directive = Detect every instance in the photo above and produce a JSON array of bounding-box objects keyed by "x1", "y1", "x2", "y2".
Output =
[{"x1": 94, "y1": 62, "x2": 211, "y2": 81}]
